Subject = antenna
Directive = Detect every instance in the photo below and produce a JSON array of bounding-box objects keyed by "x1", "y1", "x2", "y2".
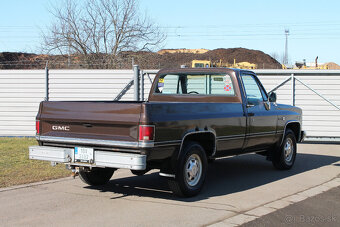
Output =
[{"x1": 284, "y1": 29, "x2": 289, "y2": 65}]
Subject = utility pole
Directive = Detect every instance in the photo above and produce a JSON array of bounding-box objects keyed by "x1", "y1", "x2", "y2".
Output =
[{"x1": 284, "y1": 29, "x2": 289, "y2": 65}]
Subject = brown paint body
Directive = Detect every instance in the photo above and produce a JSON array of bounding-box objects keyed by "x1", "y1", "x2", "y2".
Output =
[{"x1": 36, "y1": 68, "x2": 303, "y2": 166}]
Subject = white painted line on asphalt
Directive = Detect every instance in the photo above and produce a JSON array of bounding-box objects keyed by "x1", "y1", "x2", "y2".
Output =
[{"x1": 207, "y1": 177, "x2": 340, "y2": 227}]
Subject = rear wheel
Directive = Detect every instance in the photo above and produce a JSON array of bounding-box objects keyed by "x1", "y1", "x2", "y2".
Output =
[
  {"x1": 272, "y1": 129, "x2": 297, "y2": 170},
  {"x1": 79, "y1": 168, "x2": 115, "y2": 186},
  {"x1": 168, "y1": 142, "x2": 207, "y2": 197}
]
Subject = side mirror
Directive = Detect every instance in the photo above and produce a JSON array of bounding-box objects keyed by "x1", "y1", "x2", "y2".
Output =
[{"x1": 268, "y1": 92, "x2": 277, "y2": 102}]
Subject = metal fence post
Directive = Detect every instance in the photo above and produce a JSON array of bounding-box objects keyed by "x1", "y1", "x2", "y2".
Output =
[
  {"x1": 133, "y1": 65, "x2": 140, "y2": 101},
  {"x1": 291, "y1": 73, "x2": 295, "y2": 106},
  {"x1": 45, "y1": 61, "x2": 49, "y2": 101},
  {"x1": 140, "y1": 70, "x2": 144, "y2": 101}
]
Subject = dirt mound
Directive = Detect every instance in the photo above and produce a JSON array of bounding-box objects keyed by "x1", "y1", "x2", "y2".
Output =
[
  {"x1": 0, "y1": 52, "x2": 36, "y2": 62},
  {"x1": 0, "y1": 48, "x2": 282, "y2": 69},
  {"x1": 325, "y1": 62, "x2": 340, "y2": 69},
  {"x1": 131, "y1": 48, "x2": 282, "y2": 69},
  {"x1": 204, "y1": 48, "x2": 281, "y2": 67}
]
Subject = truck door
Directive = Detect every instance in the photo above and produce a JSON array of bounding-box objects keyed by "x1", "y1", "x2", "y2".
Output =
[{"x1": 241, "y1": 74, "x2": 277, "y2": 151}]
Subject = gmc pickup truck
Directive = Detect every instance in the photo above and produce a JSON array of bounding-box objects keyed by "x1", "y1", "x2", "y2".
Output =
[{"x1": 29, "y1": 68, "x2": 305, "y2": 197}]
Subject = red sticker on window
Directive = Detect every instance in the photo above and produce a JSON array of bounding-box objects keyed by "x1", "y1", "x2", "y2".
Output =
[{"x1": 224, "y1": 84, "x2": 231, "y2": 91}]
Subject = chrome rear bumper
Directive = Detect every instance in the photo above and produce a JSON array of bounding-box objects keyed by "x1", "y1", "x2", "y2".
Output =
[{"x1": 29, "y1": 146, "x2": 146, "y2": 170}]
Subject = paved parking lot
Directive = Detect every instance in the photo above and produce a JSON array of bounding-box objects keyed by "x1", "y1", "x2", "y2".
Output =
[{"x1": 0, "y1": 143, "x2": 339, "y2": 226}]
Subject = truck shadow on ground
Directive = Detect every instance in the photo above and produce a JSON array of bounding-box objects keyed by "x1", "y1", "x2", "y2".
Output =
[{"x1": 85, "y1": 153, "x2": 340, "y2": 201}]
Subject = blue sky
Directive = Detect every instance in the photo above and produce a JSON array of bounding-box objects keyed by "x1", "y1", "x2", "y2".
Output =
[{"x1": 0, "y1": 0, "x2": 339, "y2": 64}]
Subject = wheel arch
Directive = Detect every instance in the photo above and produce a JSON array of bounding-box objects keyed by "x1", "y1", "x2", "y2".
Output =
[
  {"x1": 178, "y1": 131, "x2": 216, "y2": 159},
  {"x1": 281, "y1": 121, "x2": 301, "y2": 145}
]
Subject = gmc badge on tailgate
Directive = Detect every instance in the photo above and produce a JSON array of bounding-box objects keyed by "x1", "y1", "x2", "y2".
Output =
[{"x1": 52, "y1": 125, "x2": 70, "y2": 131}]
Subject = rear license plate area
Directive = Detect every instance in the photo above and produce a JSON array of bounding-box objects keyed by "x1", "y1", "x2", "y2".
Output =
[{"x1": 74, "y1": 147, "x2": 94, "y2": 163}]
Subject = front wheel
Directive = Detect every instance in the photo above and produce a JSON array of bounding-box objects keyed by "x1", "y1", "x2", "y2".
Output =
[
  {"x1": 272, "y1": 129, "x2": 297, "y2": 170},
  {"x1": 79, "y1": 168, "x2": 116, "y2": 186},
  {"x1": 168, "y1": 142, "x2": 207, "y2": 197}
]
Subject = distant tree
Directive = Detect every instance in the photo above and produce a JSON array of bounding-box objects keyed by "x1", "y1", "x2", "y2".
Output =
[
  {"x1": 270, "y1": 52, "x2": 280, "y2": 63},
  {"x1": 42, "y1": 0, "x2": 165, "y2": 67}
]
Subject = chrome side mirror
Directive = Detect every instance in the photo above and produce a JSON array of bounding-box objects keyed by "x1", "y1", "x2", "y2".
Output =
[{"x1": 268, "y1": 92, "x2": 277, "y2": 102}]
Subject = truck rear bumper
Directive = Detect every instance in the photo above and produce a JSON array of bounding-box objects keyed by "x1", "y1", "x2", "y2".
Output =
[{"x1": 29, "y1": 146, "x2": 146, "y2": 170}]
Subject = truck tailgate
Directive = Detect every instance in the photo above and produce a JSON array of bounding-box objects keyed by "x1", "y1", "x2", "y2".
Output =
[{"x1": 37, "y1": 101, "x2": 143, "y2": 146}]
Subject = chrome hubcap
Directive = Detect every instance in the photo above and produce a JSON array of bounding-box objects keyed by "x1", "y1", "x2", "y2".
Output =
[
  {"x1": 284, "y1": 138, "x2": 294, "y2": 163},
  {"x1": 185, "y1": 154, "x2": 202, "y2": 187}
]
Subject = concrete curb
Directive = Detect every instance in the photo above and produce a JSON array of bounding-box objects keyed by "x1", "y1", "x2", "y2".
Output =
[
  {"x1": 208, "y1": 177, "x2": 340, "y2": 227},
  {"x1": 0, "y1": 177, "x2": 73, "y2": 193}
]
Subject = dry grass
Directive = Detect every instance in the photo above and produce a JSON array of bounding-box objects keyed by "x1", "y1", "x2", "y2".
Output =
[{"x1": 0, "y1": 137, "x2": 70, "y2": 188}]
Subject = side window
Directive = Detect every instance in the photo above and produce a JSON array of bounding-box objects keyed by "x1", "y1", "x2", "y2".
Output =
[
  {"x1": 241, "y1": 75, "x2": 264, "y2": 104},
  {"x1": 157, "y1": 75, "x2": 179, "y2": 94},
  {"x1": 210, "y1": 75, "x2": 235, "y2": 95},
  {"x1": 187, "y1": 75, "x2": 207, "y2": 94},
  {"x1": 154, "y1": 74, "x2": 235, "y2": 96}
]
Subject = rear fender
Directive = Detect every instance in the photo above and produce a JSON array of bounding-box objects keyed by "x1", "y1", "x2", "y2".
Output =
[{"x1": 177, "y1": 130, "x2": 217, "y2": 159}]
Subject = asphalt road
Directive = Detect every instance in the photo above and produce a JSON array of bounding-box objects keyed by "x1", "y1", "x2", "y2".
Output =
[
  {"x1": 0, "y1": 143, "x2": 339, "y2": 227},
  {"x1": 241, "y1": 186, "x2": 340, "y2": 227}
]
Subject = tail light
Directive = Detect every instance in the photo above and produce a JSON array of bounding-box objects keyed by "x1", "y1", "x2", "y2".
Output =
[
  {"x1": 139, "y1": 125, "x2": 155, "y2": 141},
  {"x1": 36, "y1": 120, "x2": 40, "y2": 135}
]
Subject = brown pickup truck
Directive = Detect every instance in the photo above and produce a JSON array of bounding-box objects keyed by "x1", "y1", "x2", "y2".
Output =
[{"x1": 29, "y1": 68, "x2": 305, "y2": 197}]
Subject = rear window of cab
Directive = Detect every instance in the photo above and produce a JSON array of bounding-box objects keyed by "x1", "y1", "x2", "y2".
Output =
[{"x1": 154, "y1": 74, "x2": 235, "y2": 96}]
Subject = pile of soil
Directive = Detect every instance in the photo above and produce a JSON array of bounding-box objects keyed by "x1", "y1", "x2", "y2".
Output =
[
  {"x1": 325, "y1": 62, "x2": 340, "y2": 69},
  {"x1": 127, "y1": 48, "x2": 282, "y2": 69},
  {"x1": 0, "y1": 48, "x2": 282, "y2": 69}
]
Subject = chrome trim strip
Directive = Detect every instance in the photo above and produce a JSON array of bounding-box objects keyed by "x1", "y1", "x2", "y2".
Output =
[
  {"x1": 139, "y1": 141, "x2": 155, "y2": 148},
  {"x1": 217, "y1": 135, "x2": 245, "y2": 141},
  {"x1": 38, "y1": 136, "x2": 154, "y2": 148},
  {"x1": 154, "y1": 143, "x2": 181, "y2": 147},
  {"x1": 154, "y1": 140, "x2": 182, "y2": 145},
  {"x1": 159, "y1": 173, "x2": 175, "y2": 178},
  {"x1": 217, "y1": 131, "x2": 278, "y2": 141},
  {"x1": 247, "y1": 131, "x2": 277, "y2": 136}
]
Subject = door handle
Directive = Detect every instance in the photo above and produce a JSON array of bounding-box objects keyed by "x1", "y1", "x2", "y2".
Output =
[{"x1": 248, "y1": 112, "x2": 255, "y2": 116}]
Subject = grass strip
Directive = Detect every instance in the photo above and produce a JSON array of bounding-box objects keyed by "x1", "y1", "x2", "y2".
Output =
[{"x1": 0, "y1": 137, "x2": 70, "y2": 188}]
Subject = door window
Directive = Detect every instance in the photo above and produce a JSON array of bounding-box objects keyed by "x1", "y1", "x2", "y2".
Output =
[{"x1": 241, "y1": 75, "x2": 264, "y2": 105}]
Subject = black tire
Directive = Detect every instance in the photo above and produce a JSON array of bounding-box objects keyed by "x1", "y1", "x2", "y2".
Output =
[
  {"x1": 131, "y1": 169, "x2": 149, "y2": 176},
  {"x1": 168, "y1": 142, "x2": 208, "y2": 197},
  {"x1": 208, "y1": 158, "x2": 215, "y2": 164},
  {"x1": 272, "y1": 129, "x2": 297, "y2": 170},
  {"x1": 79, "y1": 168, "x2": 115, "y2": 186}
]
